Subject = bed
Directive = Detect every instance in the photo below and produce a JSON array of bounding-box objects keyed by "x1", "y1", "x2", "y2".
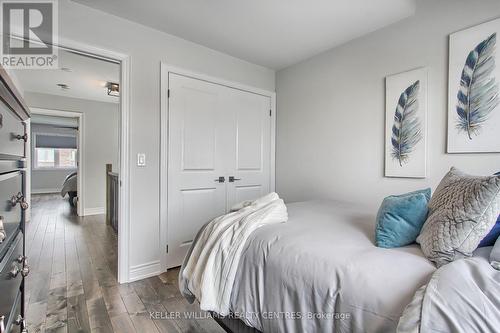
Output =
[
  {"x1": 179, "y1": 201, "x2": 500, "y2": 333},
  {"x1": 182, "y1": 200, "x2": 439, "y2": 332},
  {"x1": 230, "y1": 200, "x2": 439, "y2": 332},
  {"x1": 61, "y1": 172, "x2": 77, "y2": 206}
]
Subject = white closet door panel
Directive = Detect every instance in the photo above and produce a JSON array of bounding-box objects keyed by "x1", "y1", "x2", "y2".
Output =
[
  {"x1": 236, "y1": 101, "x2": 263, "y2": 170},
  {"x1": 167, "y1": 73, "x2": 228, "y2": 268},
  {"x1": 233, "y1": 185, "x2": 263, "y2": 203},
  {"x1": 181, "y1": 90, "x2": 217, "y2": 170},
  {"x1": 227, "y1": 90, "x2": 271, "y2": 208},
  {"x1": 178, "y1": 187, "x2": 220, "y2": 242}
]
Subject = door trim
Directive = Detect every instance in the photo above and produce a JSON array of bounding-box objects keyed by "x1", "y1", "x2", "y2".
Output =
[
  {"x1": 43, "y1": 37, "x2": 131, "y2": 284},
  {"x1": 160, "y1": 63, "x2": 276, "y2": 271},
  {"x1": 10, "y1": 33, "x2": 131, "y2": 283},
  {"x1": 29, "y1": 108, "x2": 84, "y2": 217}
]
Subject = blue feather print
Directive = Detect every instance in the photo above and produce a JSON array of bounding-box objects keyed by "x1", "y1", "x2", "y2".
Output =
[
  {"x1": 456, "y1": 33, "x2": 499, "y2": 139},
  {"x1": 391, "y1": 81, "x2": 422, "y2": 166}
]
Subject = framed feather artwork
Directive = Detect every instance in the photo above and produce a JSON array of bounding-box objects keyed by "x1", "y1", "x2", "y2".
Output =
[
  {"x1": 385, "y1": 68, "x2": 428, "y2": 178},
  {"x1": 448, "y1": 18, "x2": 500, "y2": 153}
]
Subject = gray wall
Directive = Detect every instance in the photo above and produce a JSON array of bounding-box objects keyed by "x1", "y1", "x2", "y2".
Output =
[
  {"x1": 31, "y1": 123, "x2": 77, "y2": 194},
  {"x1": 54, "y1": 0, "x2": 275, "y2": 271},
  {"x1": 26, "y1": 92, "x2": 119, "y2": 214},
  {"x1": 32, "y1": 169, "x2": 72, "y2": 193},
  {"x1": 276, "y1": 0, "x2": 500, "y2": 210}
]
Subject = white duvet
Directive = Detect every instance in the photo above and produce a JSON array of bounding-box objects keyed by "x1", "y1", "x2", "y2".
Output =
[
  {"x1": 181, "y1": 192, "x2": 288, "y2": 315},
  {"x1": 398, "y1": 247, "x2": 500, "y2": 333},
  {"x1": 180, "y1": 200, "x2": 500, "y2": 333}
]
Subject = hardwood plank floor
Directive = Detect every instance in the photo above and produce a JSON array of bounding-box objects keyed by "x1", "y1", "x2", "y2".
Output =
[{"x1": 26, "y1": 194, "x2": 225, "y2": 333}]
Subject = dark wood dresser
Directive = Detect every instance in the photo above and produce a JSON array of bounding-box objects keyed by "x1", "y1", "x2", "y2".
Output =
[{"x1": 0, "y1": 66, "x2": 30, "y2": 333}]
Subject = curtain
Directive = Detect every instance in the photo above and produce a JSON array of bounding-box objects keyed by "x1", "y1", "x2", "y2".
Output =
[{"x1": 35, "y1": 134, "x2": 77, "y2": 149}]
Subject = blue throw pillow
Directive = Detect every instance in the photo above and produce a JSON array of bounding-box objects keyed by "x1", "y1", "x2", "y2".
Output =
[
  {"x1": 478, "y1": 218, "x2": 500, "y2": 247},
  {"x1": 375, "y1": 188, "x2": 431, "y2": 248}
]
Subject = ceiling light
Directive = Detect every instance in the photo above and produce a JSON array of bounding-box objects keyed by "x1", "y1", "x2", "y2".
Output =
[
  {"x1": 57, "y1": 83, "x2": 70, "y2": 90},
  {"x1": 105, "y1": 81, "x2": 119, "y2": 97}
]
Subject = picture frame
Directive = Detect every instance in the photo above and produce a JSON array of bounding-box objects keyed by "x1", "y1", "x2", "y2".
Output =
[
  {"x1": 448, "y1": 18, "x2": 500, "y2": 153},
  {"x1": 385, "y1": 67, "x2": 428, "y2": 178}
]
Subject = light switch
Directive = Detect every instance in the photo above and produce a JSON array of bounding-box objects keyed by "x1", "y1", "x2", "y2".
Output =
[{"x1": 137, "y1": 153, "x2": 146, "y2": 167}]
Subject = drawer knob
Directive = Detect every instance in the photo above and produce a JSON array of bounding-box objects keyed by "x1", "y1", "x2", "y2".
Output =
[
  {"x1": 21, "y1": 264, "x2": 30, "y2": 277},
  {"x1": 11, "y1": 193, "x2": 29, "y2": 210},
  {"x1": 14, "y1": 315, "x2": 26, "y2": 331},
  {"x1": 15, "y1": 133, "x2": 28, "y2": 142},
  {"x1": 16, "y1": 255, "x2": 27, "y2": 264},
  {"x1": 0, "y1": 216, "x2": 5, "y2": 244},
  {"x1": 9, "y1": 265, "x2": 20, "y2": 278}
]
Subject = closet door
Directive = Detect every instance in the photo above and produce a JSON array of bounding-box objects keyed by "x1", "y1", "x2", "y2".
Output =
[
  {"x1": 226, "y1": 89, "x2": 271, "y2": 208},
  {"x1": 166, "y1": 73, "x2": 272, "y2": 269},
  {"x1": 167, "y1": 73, "x2": 231, "y2": 268}
]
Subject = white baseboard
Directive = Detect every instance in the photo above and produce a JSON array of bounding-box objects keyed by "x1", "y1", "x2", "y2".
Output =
[
  {"x1": 129, "y1": 261, "x2": 161, "y2": 282},
  {"x1": 32, "y1": 188, "x2": 60, "y2": 194},
  {"x1": 83, "y1": 207, "x2": 105, "y2": 216}
]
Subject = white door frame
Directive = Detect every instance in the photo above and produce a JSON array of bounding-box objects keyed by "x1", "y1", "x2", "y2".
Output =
[
  {"x1": 159, "y1": 63, "x2": 276, "y2": 270},
  {"x1": 29, "y1": 108, "x2": 84, "y2": 216},
  {"x1": 41, "y1": 37, "x2": 131, "y2": 283}
]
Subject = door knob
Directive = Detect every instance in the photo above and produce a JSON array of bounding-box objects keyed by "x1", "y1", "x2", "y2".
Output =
[
  {"x1": 214, "y1": 176, "x2": 225, "y2": 183},
  {"x1": 228, "y1": 176, "x2": 241, "y2": 182}
]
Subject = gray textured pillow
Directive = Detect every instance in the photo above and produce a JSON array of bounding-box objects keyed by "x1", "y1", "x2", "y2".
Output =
[{"x1": 417, "y1": 167, "x2": 500, "y2": 267}]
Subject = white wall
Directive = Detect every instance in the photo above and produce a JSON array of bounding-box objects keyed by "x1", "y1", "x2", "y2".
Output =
[
  {"x1": 31, "y1": 123, "x2": 77, "y2": 194},
  {"x1": 54, "y1": 0, "x2": 275, "y2": 273},
  {"x1": 26, "y1": 92, "x2": 119, "y2": 213},
  {"x1": 276, "y1": 0, "x2": 500, "y2": 210}
]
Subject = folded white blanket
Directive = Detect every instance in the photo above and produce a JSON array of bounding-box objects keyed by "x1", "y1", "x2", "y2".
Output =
[{"x1": 181, "y1": 192, "x2": 288, "y2": 315}]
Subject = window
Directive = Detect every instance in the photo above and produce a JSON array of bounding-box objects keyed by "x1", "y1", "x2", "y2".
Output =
[
  {"x1": 33, "y1": 133, "x2": 78, "y2": 169},
  {"x1": 35, "y1": 148, "x2": 55, "y2": 168},
  {"x1": 34, "y1": 148, "x2": 77, "y2": 169}
]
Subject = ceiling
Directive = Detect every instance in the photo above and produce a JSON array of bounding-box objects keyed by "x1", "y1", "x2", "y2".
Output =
[
  {"x1": 13, "y1": 50, "x2": 120, "y2": 103},
  {"x1": 72, "y1": 0, "x2": 416, "y2": 69}
]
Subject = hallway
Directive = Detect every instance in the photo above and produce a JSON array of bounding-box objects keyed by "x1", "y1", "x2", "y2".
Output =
[{"x1": 25, "y1": 195, "x2": 223, "y2": 333}]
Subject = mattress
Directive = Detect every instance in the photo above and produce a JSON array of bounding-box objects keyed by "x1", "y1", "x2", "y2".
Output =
[{"x1": 227, "y1": 200, "x2": 436, "y2": 333}]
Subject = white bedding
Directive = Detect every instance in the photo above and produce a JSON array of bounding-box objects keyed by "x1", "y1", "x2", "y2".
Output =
[
  {"x1": 226, "y1": 200, "x2": 439, "y2": 332},
  {"x1": 181, "y1": 192, "x2": 288, "y2": 315},
  {"x1": 398, "y1": 246, "x2": 500, "y2": 333},
  {"x1": 181, "y1": 200, "x2": 437, "y2": 332}
]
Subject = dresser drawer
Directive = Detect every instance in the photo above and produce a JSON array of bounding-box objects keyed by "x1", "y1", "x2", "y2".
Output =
[
  {"x1": 0, "y1": 171, "x2": 25, "y2": 259},
  {"x1": 0, "y1": 232, "x2": 24, "y2": 332},
  {"x1": 0, "y1": 101, "x2": 26, "y2": 160},
  {"x1": 1, "y1": 287, "x2": 22, "y2": 333}
]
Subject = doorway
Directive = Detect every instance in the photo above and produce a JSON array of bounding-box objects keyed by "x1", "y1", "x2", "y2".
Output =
[
  {"x1": 29, "y1": 108, "x2": 83, "y2": 215},
  {"x1": 11, "y1": 43, "x2": 130, "y2": 283}
]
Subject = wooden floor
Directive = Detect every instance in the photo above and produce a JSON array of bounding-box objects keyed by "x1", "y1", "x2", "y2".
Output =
[{"x1": 26, "y1": 194, "x2": 225, "y2": 333}]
